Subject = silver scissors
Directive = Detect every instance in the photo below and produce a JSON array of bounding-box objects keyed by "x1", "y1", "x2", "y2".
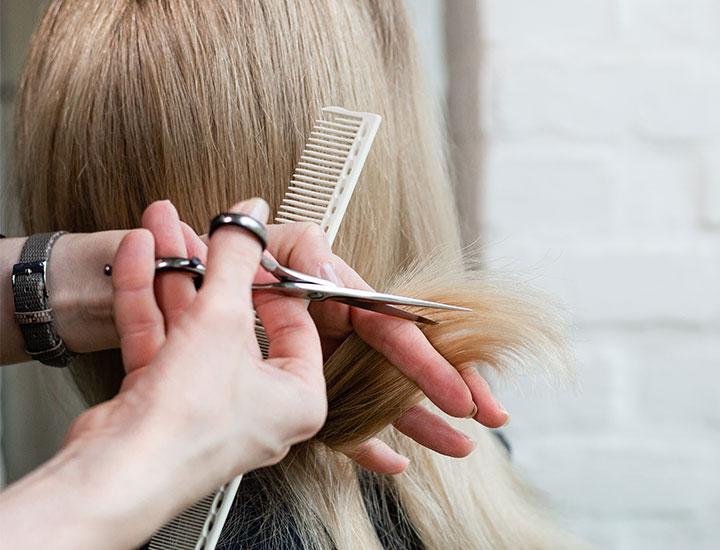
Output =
[
  {"x1": 253, "y1": 256, "x2": 470, "y2": 324},
  {"x1": 104, "y1": 213, "x2": 470, "y2": 324},
  {"x1": 135, "y1": 255, "x2": 470, "y2": 324}
]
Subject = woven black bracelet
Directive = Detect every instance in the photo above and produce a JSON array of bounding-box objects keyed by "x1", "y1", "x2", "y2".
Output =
[{"x1": 11, "y1": 232, "x2": 77, "y2": 367}]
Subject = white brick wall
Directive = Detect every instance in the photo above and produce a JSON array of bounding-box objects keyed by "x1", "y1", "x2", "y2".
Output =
[{"x1": 477, "y1": 1, "x2": 720, "y2": 548}]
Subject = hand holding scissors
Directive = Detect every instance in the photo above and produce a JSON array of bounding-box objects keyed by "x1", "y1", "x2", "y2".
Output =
[{"x1": 135, "y1": 212, "x2": 470, "y2": 325}]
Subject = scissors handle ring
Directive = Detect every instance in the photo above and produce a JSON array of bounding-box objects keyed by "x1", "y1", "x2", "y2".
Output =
[
  {"x1": 155, "y1": 257, "x2": 206, "y2": 276},
  {"x1": 154, "y1": 257, "x2": 206, "y2": 290},
  {"x1": 209, "y1": 213, "x2": 268, "y2": 251},
  {"x1": 104, "y1": 257, "x2": 206, "y2": 289}
]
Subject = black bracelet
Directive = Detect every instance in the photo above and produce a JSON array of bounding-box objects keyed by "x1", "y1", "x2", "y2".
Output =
[{"x1": 11, "y1": 232, "x2": 78, "y2": 367}]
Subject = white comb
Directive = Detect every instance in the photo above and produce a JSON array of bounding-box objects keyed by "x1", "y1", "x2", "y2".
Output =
[
  {"x1": 276, "y1": 107, "x2": 381, "y2": 243},
  {"x1": 148, "y1": 107, "x2": 382, "y2": 550}
]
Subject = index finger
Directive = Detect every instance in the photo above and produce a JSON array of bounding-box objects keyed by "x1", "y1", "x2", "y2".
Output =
[
  {"x1": 350, "y1": 307, "x2": 475, "y2": 419},
  {"x1": 265, "y1": 222, "x2": 477, "y2": 418},
  {"x1": 203, "y1": 198, "x2": 270, "y2": 302}
]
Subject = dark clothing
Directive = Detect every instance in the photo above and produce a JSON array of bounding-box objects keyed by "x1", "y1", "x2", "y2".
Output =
[{"x1": 215, "y1": 469, "x2": 424, "y2": 550}]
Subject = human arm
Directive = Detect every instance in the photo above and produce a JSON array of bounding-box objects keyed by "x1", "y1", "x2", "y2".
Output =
[
  {"x1": 0, "y1": 198, "x2": 326, "y2": 550},
  {"x1": 1, "y1": 202, "x2": 508, "y2": 475},
  {"x1": 0, "y1": 231, "x2": 126, "y2": 365}
]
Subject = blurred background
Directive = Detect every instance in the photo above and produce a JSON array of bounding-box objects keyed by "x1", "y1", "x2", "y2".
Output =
[{"x1": 2, "y1": 1, "x2": 719, "y2": 548}]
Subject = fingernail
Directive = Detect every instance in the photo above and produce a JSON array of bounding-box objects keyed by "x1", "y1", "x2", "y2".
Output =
[
  {"x1": 464, "y1": 403, "x2": 478, "y2": 419},
  {"x1": 501, "y1": 412, "x2": 510, "y2": 427},
  {"x1": 496, "y1": 399, "x2": 510, "y2": 426},
  {"x1": 320, "y1": 262, "x2": 342, "y2": 285},
  {"x1": 237, "y1": 197, "x2": 269, "y2": 224},
  {"x1": 462, "y1": 433, "x2": 477, "y2": 451}
]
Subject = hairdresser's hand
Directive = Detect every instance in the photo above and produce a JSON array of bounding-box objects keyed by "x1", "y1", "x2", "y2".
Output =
[
  {"x1": 169, "y1": 214, "x2": 506, "y2": 474},
  {"x1": 56, "y1": 199, "x2": 325, "y2": 547},
  {"x1": 263, "y1": 223, "x2": 510, "y2": 474},
  {"x1": 118, "y1": 199, "x2": 325, "y2": 472}
]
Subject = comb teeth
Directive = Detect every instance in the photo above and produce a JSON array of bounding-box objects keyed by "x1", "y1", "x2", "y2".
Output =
[
  {"x1": 275, "y1": 107, "x2": 381, "y2": 244},
  {"x1": 148, "y1": 494, "x2": 215, "y2": 550},
  {"x1": 254, "y1": 317, "x2": 270, "y2": 356},
  {"x1": 149, "y1": 477, "x2": 242, "y2": 550}
]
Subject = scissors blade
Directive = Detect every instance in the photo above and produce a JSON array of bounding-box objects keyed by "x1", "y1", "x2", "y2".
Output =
[
  {"x1": 256, "y1": 258, "x2": 468, "y2": 312},
  {"x1": 339, "y1": 299, "x2": 438, "y2": 324},
  {"x1": 252, "y1": 282, "x2": 471, "y2": 312},
  {"x1": 251, "y1": 283, "x2": 441, "y2": 324},
  {"x1": 313, "y1": 284, "x2": 471, "y2": 311}
]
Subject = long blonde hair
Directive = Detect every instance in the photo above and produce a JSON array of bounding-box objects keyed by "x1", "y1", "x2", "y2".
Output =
[{"x1": 16, "y1": 1, "x2": 577, "y2": 548}]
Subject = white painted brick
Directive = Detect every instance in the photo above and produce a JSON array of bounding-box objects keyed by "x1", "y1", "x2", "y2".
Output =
[
  {"x1": 477, "y1": 0, "x2": 720, "y2": 546},
  {"x1": 496, "y1": 328, "x2": 720, "y2": 437},
  {"x1": 568, "y1": 514, "x2": 720, "y2": 550},
  {"x1": 628, "y1": 63, "x2": 720, "y2": 142},
  {"x1": 700, "y1": 149, "x2": 720, "y2": 229},
  {"x1": 483, "y1": 0, "x2": 619, "y2": 48},
  {"x1": 624, "y1": 0, "x2": 720, "y2": 47},
  {"x1": 488, "y1": 62, "x2": 629, "y2": 139},
  {"x1": 485, "y1": 240, "x2": 720, "y2": 324},
  {"x1": 510, "y1": 436, "x2": 720, "y2": 518},
  {"x1": 561, "y1": 517, "x2": 624, "y2": 550},
  {"x1": 493, "y1": 338, "x2": 623, "y2": 435},
  {"x1": 623, "y1": 329, "x2": 720, "y2": 430},
  {"x1": 624, "y1": 518, "x2": 720, "y2": 550},
  {"x1": 484, "y1": 148, "x2": 615, "y2": 241},
  {"x1": 614, "y1": 150, "x2": 697, "y2": 239}
]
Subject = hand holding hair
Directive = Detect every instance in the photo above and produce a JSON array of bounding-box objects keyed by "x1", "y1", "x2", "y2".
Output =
[
  {"x1": 186, "y1": 209, "x2": 510, "y2": 474},
  {"x1": 261, "y1": 223, "x2": 510, "y2": 474}
]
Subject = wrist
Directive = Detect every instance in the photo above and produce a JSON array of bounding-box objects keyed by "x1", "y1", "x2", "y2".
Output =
[
  {"x1": 59, "y1": 395, "x2": 236, "y2": 536},
  {"x1": 0, "y1": 409, "x2": 192, "y2": 549},
  {"x1": 0, "y1": 433, "x2": 159, "y2": 549},
  {"x1": 48, "y1": 230, "x2": 128, "y2": 353},
  {"x1": 0, "y1": 237, "x2": 28, "y2": 364}
]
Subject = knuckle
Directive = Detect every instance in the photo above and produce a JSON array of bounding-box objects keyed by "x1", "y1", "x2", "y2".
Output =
[
  {"x1": 266, "y1": 445, "x2": 290, "y2": 467},
  {"x1": 287, "y1": 223, "x2": 331, "y2": 267},
  {"x1": 197, "y1": 295, "x2": 253, "y2": 327},
  {"x1": 297, "y1": 221, "x2": 326, "y2": 240},
  {"x1": 120, "y1": 318, "x2": 160, "y2": 343},
  {"x1": 114, "y1": 273, "x2": 152, "y2": 293},
  {"x1": 305, "y1": 222, "x2": 327, "y2": 241},
  {"x1": 299, "y1": 396, "x2": 328, "y2": 438}
]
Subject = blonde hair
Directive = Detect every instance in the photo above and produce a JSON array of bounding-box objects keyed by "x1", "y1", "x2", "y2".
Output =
[{"x1": 16, "y1": 1, "x2": 578, "y2": 548}]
